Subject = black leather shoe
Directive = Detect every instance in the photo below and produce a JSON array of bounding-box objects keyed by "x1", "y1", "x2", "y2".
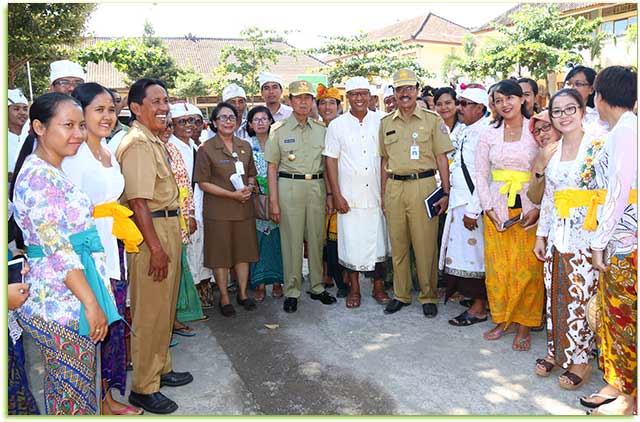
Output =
[
  {"x1": 129, "y1": 391, "x2": 178, "y2": 414},
  {"x1": 384, "y1": 299, "x2": 409, "y2": 314},
  {"x1": 309, "y1": 290, "x2": 337, "y2": 305},
  {"x1": 160, "y1": 370, "x2": 193, "y2": 387},
  {"x1": 283, "y1": 297, "x2": 298, "y2": 313},
  {"x1": 422, "y1": 303, "x2": 438, "y2": 318}
]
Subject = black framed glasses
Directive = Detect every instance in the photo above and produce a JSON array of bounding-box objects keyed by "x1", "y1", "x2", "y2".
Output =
[
  {"x1": 176, "y1": 117, "x2": 196, "y2": 126},
  {"x1": 564, "y1": 81, "x2": 591, "y2": 88},
  {"x1": 550, "y1": 105, "x2": 579, "y2": 119},
  {"x1": 457, "y1": 99, "x2": 477, "y2": 108},
  {"x1": 216, "y1": 115, "x2": 237, "y2": 123},
  {"x1": 533, "y1": 123, "x2": 552, "y2": 136},
  {"x1": 53, "y1": 79, "x2": 83, "y2": 88},
  {"x1": 252, "y1": 117, "x2": 270, "y2": 124}
]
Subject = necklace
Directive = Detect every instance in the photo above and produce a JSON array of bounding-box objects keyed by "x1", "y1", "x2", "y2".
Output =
[{"x1": 88, "y1": 141, "x2": 103, "y2": 162}]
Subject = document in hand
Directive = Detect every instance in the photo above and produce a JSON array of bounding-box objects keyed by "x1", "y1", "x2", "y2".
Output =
[{"x1": 424, "y1": 186, "x2": 444, "y2": 219}]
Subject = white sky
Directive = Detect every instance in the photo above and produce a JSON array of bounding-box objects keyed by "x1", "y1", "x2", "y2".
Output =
[{"x1": 85, "y1": 2, "x2": 517, "y2": 49}]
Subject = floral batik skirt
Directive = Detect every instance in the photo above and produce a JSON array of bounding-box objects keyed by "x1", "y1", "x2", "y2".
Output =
[
  {"x1": 544, "y1": 246, "x2": 599, "y2": 369},
  {"x1": 17, "y1": 315, "x2": 97, "y2": 415},
  {"x1": 597, "y1": 252, "x2": 637, "y2": 396}
]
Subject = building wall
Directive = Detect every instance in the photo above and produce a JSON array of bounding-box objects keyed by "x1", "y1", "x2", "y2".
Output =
[{"x1": 410, "y1": 41, "x2": 465, "y2": 86}]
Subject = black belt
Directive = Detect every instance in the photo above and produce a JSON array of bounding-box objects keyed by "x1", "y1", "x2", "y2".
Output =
[
  {"x1": 278, "y1": 172, "x2": 323, "y2": 180},
  {"x1": 150, "y1": 209, "x2": 179, "y2": 218},
  {"x1": 509, "y1": 194, "x2": 522, "y2": 210},
  {"x1": 389, "y1": 169, "x2": 436, "y2": 181}
]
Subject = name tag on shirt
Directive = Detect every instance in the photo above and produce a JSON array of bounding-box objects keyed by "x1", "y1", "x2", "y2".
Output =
[
  {"x1": 410, "y1": 145, "x2": 420, "y2": 160},
  {"x1": 284, "y1": 138, "x2": 296, "y2": 144},
  {"x1": 235, "y1": 160, "x2": 245, "y2": 175}
]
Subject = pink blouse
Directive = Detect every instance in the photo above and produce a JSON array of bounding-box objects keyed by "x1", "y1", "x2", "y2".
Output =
[{"x1": 475, "y1": 118, "x2": 540, "y2": 222}]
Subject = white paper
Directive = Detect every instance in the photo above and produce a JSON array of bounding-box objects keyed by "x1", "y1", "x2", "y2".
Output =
[{"x1": 230, "y1": 173, "x2": 245, "y2": 190}]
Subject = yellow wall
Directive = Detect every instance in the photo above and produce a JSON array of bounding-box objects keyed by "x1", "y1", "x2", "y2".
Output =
[{"x1": 411, "y1": 42, "x2": 464, "y2": 86}]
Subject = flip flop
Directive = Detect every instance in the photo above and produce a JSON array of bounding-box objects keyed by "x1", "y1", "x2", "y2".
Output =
[
  {"x1": 512, "y1": 335, "x2": 531, "y2": 351},
  {"x1": 346, "y1": 292, "x2": 361, "y2": 309},
  {"x1": 111, "y1": 404, "x2": 144, "y2": 415},
  {"x1": 173, "y1": 325, "x2": 196, "y2": 337},
  {"x1": 580, "y1": 393, "x2": 617, "y2": 409},
  {"x1": 483, "y1": 324, "x2": 517, "y2": 341},
  {"x1": 169, "y1": 338, "x2": 179, "y2": 347},
  {"x1": 448, "y1": 310, "x2": 488, "y2": 326}
]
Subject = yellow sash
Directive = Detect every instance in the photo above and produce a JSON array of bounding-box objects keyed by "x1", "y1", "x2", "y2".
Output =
[
  {"x1": 178, "y1": 187, "x2": 190, "y2": 235},
  {"x1": 491, "y1": 169, "x2": 531, "y2": 207},
  {"x1": 92, "y1": 201, "x2": 144, "y2": 253},
  {"x1": 554, "y1": 188, "x2": 638, "y2": 231}
]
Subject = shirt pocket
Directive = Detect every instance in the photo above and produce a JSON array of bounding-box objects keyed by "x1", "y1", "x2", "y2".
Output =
[{"x1": 416, "y1": 127, "x2": 433, "y2": 159}]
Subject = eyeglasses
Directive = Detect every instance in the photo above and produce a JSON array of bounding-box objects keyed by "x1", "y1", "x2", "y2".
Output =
[
  {"x1": 533, "y1": 123, "x2": 552, "y2": 136},
  {"x1": 550, "y1": 105, "x2": 579, "y2": 118},
  {"x1": 252, "y1": 117, "x2": 270, "y2": 124},
  {"x1": 216, "y1": 115, "x2": 237, "y2": 123},
  {"x1": 564, "y1": 81, "x2": 591, "y2": 88},
  {"x1": 395, "y1": 86, "x2": 416, "y2": 94},
  {"x1": 175, "y1": 117, "x2": 196, "y2": 126},
  {"x1": 457, "y1": 100, "x2": 478, "y2": 108},
  {"x1": 53, "y1": 79, "x2": 83, "y2": 88},
  {"x1": 193, "y1": 118, "x2": 203, "y2": 126}
]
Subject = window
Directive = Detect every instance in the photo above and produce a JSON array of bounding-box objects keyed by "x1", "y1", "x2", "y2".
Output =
[
  {"x1": 614, "y1": 18, "x2": 629, "y2": 36},
  {"x1": 602, "y1": 21, "x2": 614, "y2": 34}
]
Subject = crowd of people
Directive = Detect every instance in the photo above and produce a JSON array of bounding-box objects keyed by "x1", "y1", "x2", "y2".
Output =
[{"x1": 6, "y1": 58, "x2": 637, "y2": 416}]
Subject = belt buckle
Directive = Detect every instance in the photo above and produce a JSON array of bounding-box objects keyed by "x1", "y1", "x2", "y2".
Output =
[{"x1": 304, "y1": 174, "x2": 312, "y2": 180}]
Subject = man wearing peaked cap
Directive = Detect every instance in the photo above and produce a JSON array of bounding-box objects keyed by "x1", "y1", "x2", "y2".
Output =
[
  {"x1": 222, "y1": 83, "x2": 249, "y2": 140},
  {"x1": 49, "y1": 60, "x2": 85, "y2": 94},
  {"x1": 8, "y1": 88, "x2": 30, "y2": 177},
  {"x1": 379, "y1": 68, "x2": 454, "y2": 318},
  {"x1": 259, "y1": 72, "x2": 292, "y2": 122},
  {"x1": 439, "y1": 85, "x2": 491, "y2": 327},
  {"x1": 264, "y1": 79, "x2": 337, "y2": 313},
  {"x1": 323, "y1": 76, "x2": 391, "y2": 309}
]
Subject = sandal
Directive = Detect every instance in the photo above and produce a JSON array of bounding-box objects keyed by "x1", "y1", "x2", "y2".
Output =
[
  {"x1": 107, "y1": 402, "x2": 144, "y2": 415},
  {"x1": 483, "y1": 324, "x2": 517, "y2": 341},
  {"x1": 237, "y1": 296, "x2": 257, "y2": 311},
  {"x1": 535, "y1": 357, "x2": 557, "y2": 377},
  {"x1": 559, "y1": 365, "x2": 593, "y2": 390},
  {"x1": 219, "y1": 302, "x2": 236, "y2": 318},
  {"x1": 372, "y1": 289, "x2": 391, "y2": 305},
  {"x1": 580, "y1": 393, "x2": 617, "y2": 409},
  {"x1": 512, "y1": 335, "x2": 531, "y2": 351},
  {"x1": 346, "y1": 292, "x2": 361, "y2": 309},
  {"x1": 254, "y1": 286, "x2": 266, "y2": 303},
  {"x1": 173, "y1": 323, "x2": 196, "y2": 337},
  {"x1": 449, "y1": 310, "x2": 488, "y2": 327},
  {"x1": 272, "y1": 284, "x2": 284, "y2": 298}
]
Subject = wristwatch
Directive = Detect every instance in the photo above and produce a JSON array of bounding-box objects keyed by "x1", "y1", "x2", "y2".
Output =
[{"x1": 535, "y1": 172, "x2": 544, "y2": 179}]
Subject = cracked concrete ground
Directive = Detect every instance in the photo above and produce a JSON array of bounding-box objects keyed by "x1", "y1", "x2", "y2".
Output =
[{"x1": 24, "y1": 277, "x2": 605, "y2": 416}]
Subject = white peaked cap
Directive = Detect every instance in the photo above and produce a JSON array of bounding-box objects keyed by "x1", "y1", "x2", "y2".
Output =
[
  {"x1": 345, "y1": 76, "x2": 370, "y2": 93},
  {"x1": 222, "y1": 83, "x2": 247, "y2": 102},
  {"x1": 49, "y1": 60, "x2": 85, "y2": 84},
  {"x1": 460, "y1": 87, "x2": 489, "y2": 107},
  {"x1": 8, "y1": 89, "x2": 28, "y2": 106},
  {"x1": 258, "y1": 72, "x2": 283, "y2": 89},
  {"x1": 169, "y1": 102, "x2": 192, "y2": 119}
]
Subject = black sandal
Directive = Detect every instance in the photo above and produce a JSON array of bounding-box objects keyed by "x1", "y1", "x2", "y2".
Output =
[
  {"x1": 237, "y1": 296, "x2": 257, "y2": 311},
  {"x1": 580, "y1": 393, "x2": 617, "y2": 409},
  {"x1": 448, "y1": 310, "x2": 488, "y2": 327}
]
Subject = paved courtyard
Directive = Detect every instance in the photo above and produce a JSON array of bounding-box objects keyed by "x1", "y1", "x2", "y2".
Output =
[{"x1": 24, "y1": 278, "x2": 604, "y2": 416}]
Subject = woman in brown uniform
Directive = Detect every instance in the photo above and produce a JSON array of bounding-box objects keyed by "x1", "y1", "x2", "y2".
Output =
[{"x1": 194, "y1": 102, "x2": 259, "y2": 317}]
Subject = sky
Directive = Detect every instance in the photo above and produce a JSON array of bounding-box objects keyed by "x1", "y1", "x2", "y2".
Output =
[{"x1": 85, "y1": 2, "x2": 518, "y2": 49}]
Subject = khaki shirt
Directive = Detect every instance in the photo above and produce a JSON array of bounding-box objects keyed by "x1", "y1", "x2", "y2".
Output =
[
  {"x1": 379, "y1": 106, "x2": 453, "y2": 175},
  {"x1": 116, "y1": 120, "x2": 179, "y2": 212},
  {"x1": 264, "y1": 115, "x2": 326, "y2": 175},
  {"x1": 193, "y1": 135, "x2": 257, "y2": 221}
]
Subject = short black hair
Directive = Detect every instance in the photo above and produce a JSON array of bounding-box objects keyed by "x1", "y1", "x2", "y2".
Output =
[
  {"x1": 517, "y1": 77, "x2": 539, "y2": 97},
  {"x1": 246, "y1": 105, "x2": 275, "y2": 137},
  {"x1": 491, "y1": 79, "x2": 532, "y2": 128},
  {"x1": 564, "y1": 65, "x2": 597, "y2": 108},
  {"x1": 209, "y1": 101, "x2": 239, "y2": 133},
  {"x1": 548, "y1": 88, "x2": 585, "y2": 123},
  {"x1": 433, "y1": 87, "x2": 458, "y2": 126},
  {"x1": 127, "y1": 78, "x2": 167, "y2": 122},
  {"x1": 594, "y1": 65, "x2": 637, "y2": 110}
]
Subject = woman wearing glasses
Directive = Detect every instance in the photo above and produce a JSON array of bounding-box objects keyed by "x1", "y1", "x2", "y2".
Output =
[
  {"x1": 526, "y1": 111, "x2": 562, "y2": 205},
  {"x1": 563, "y1": 65, "x2": 607, "y2": 132},
  {"x1": 533, "y1": 89, "x2": 603, "y2": 390},
  {"x1": 194, "y1": 102, "x2": 259, "y2": 317}
]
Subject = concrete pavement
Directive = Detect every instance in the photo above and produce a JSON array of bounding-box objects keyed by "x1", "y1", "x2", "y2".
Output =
[{"x1": 23, "y1": 276, "x2": 605, "y2": 416}]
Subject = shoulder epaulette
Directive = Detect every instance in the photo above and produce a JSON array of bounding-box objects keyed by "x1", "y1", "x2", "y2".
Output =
[{"x1": 271, "y1": 120, "x2": 286, "y2": 132}]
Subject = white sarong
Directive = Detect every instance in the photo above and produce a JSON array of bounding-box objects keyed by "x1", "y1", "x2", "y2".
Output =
[{"x1": 337, "y1": 207, "x2": 388, "y2": 271}]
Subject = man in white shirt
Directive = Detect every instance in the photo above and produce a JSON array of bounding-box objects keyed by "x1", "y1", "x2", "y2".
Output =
[
  {"x1": 259, "y1": 72, "x2": 292, "y2": 122},
  {"x1": 323, "y1": 76, "x2": 390, "y2": 308},
  {"x1": 168, "y1": 103, "x2": 214, "y2": 307},
  {"x1": 222, "y1": 83, "x2": 250, "y2": 140},
  {"x1": 438, "y1": 86, "x2": 490, "y2": 326},
  {"x1": 8, "y1": 89, "x2": 30, "y2": 179}
]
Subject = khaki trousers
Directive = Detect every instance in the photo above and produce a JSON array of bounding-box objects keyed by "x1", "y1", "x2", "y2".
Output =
[
  {"x1": 278, "y1": 177, "x2": 326, "y2": 298},
  {"x1": 384, "y1": 177, "x2": 439, "y2": 304},
  {"x1": 129, "y1": 216, "x2": 181, "y2": 394}
]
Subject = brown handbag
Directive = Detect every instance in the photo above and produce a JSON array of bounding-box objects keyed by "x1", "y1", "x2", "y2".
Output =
[{"x1": 254, "y1": 185, "x2": 270, "y2": 221}]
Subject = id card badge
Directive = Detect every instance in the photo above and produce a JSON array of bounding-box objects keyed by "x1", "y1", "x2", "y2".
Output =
[
  {"x1": 234, "y1": 160, "x2": 245, "y2": 175},
  {"x1": 410, "y1": 145, "x2": 420, "y2": 160}
]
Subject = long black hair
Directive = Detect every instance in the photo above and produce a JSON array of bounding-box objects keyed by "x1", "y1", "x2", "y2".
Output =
[
  {"x1": 564, "y1": 65, "x2": 597, "y2": 108},
  {"x1": 9, "y1": 93, "x2": 82, "y2": 247},
  {"x1": 491, "y1": 79, "x2": 531, "y2": 128}
]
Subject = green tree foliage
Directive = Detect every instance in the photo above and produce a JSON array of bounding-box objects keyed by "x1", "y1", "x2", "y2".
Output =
[
  {"x1": 172, "y1": 66, "x2": 212, "y2": 99},
  {"x1": 78, "y1": 21, "x2": 180, "y2": 88},
  {"x1": 8, "y1": 3, "x2": 96, "y2": 94},
  {"x1": 457, "y1": 4, "x2": 606, "y2": 81},
  {"x1": 211, "y1": 27, "x2": 291, "y2": 97},
  {"x1": 309, "y1": 32, "x2": 433, "y2": 85}
]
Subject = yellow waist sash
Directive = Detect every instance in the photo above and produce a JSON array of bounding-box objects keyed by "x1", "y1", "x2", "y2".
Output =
[
  {"x1": 178, "y1": 187, "x2": 190, "y2": 234},
  {"x1": 491, "y1": 169, "x2": 531, "y2": 207},
  {"x1": 92, "y1": 201, "x2": 144, "y2": 253},
  {"x1": 554, "y1": 188, "x2": 638, "y2": 231}
]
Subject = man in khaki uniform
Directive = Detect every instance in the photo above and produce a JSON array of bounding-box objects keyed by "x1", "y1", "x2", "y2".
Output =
[
  {"x1": 116, "y1": 78, "x2": 192, "y2": 414},
  {"x1": 380, "y1": 69, "x2": 453, "y2": 318},
  {"x1": 265, "y1": 80, "x2": 337, "y2": 313}
]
